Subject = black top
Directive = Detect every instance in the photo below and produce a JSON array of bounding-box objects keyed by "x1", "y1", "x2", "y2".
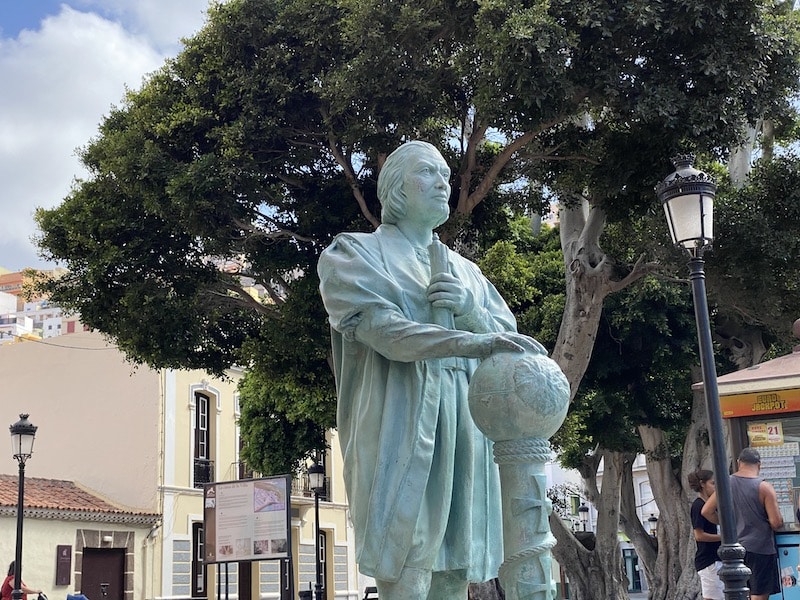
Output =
[{"x1": 691, "y1": 497, "x2": 721, "y2": 571}]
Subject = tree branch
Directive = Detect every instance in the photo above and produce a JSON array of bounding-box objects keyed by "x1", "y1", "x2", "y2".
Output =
[
  {"x1": 320, "y1": 108, "x2": 380, "y2": 229},
  {"x1": 607, "y1": 254, "x2": 664, "y2": 293},
  {"x1": 202, "y1": 282, "x2": 280, "y2": 314},
  {"x1": 232, "y1": 217, "x2": 316, "y2": 244},
  {"x1": 461, "y1": 117, "x2": 566, "y2": 214},
  {"x1": 456, "y1": 114, "x2": 488, "y2": 212}
]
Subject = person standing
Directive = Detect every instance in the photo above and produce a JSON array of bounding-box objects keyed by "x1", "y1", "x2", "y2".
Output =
[
  {"x1": 0, "y1": 562, "x2": 42, "y2": 600},
  {"x1": 318, "y1": 140, "x2": 546, "y2": 599},
  {"x1": 688, "y1": 469, "x2": 723, "y2": 600},
  {"x1": 702, "y1": 447, "x2": 784, "y2": 600}
]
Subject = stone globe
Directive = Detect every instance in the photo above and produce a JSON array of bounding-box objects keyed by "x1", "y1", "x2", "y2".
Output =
[{"x1": 468, "y1": 350, "x2": 570, "y2": 441}]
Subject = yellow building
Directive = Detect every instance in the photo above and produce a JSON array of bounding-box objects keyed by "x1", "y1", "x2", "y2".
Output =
[{"x1": 0, "y1": 331, "x2": 359, "y2": 599}]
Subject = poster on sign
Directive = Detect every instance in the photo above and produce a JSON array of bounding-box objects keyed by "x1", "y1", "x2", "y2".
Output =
[{"x1": 204, "y1": 475, "x2": 291, "y2": 564}]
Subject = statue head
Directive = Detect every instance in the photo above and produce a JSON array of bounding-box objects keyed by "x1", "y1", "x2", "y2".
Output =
[{"x1": 378, "y1": 141, "x2": 450, "y2": 227}]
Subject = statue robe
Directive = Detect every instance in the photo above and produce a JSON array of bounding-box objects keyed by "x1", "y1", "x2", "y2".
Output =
[{"x1": 317, "y1": 224, "x2": 513, "y2": 582}]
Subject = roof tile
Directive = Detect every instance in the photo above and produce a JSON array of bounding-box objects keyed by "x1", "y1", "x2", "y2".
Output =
[{"x1": 0, "y1": 474, "x2": 155, "y2": 516}]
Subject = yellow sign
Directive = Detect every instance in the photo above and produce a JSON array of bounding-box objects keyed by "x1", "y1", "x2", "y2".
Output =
[
  {"x1": 748, "y1": 423, "x2": 768, "y2": 446},
  {"x1": 720, "y1": 388, "x2": 800, "y2": 418},
  {"x1": 747, "y1": 421, "x2": 784, "y2": 446}
]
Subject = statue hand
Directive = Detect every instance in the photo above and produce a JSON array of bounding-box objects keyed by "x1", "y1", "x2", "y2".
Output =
[
  {"x1": 488, "y1": 332, "x2": 548, "y2": 357},
  {"x1": 428, "y1": 272, "x2": 474, "y2": 316}
]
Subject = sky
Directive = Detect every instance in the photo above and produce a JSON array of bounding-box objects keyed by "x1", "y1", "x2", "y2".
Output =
[{"x1": 0, "y1": 0, "x2": 213, "y2": 272}]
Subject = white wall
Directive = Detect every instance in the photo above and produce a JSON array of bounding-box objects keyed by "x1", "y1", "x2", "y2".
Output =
[{"x1": 0, "y1": 514, "x2": 153, "y2": 599}]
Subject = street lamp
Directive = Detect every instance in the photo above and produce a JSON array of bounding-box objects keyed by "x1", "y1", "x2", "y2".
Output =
[
  {"x1": 648, "y1": 514, "x2": 658, "y2": 538},
  {"x1": 307, "y1": 462, "x2": 326, "y2": 600},
  {"x1": 657, "y1": 155, "x2": 750, "y2": 600},
  {"x1": 9, "y1": 414, "x2": 37, "y2": 600},
  {"x1": 578, "y1": 503, "x2": 589, "y2": 532}
]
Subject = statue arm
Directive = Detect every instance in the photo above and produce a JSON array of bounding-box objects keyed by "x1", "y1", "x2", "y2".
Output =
[
  {"x1": 319, "y1": 237, "x2": 538, "y2": 361},
  {"x1": 354, "y1": 308, "x2": 543, "y2": 362}
]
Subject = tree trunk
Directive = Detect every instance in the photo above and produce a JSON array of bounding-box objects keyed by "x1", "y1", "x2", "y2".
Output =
[
  {"x1": 727, "y1": 118, "x2": 776, "y2": 188},
  {"x1": 553, "y1": 200, "x2": 609, "y2": 398},
  {"x1": 682, "y1": 366, "x2": 716, "y2": 473},
  {"x1": 636, "y1": 425, "x2": 701, "y2": 600},
  {"x1": 728, "y1": 123, "x2": 760, "y2": 189},
  {"x1": 552, "y1": 449, "x2": 631, "y2": 600},
  {"x1": 553, "y1": 200, "x2": 659, "y2": 398},
  {"x1": 761, "y1": 119, "x2": 775, "y2": 163},
  {"x1": 715, "y1": 318, "x2": 768, "y2": 369}
]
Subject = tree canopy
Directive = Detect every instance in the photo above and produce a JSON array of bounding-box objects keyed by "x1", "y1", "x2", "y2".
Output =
[
  {"x1": 710, "y1": 154, "x2": 800, "y2": 340},
  {"x1": 36, "y1": 0, "x2": 800, "y2": 436}
]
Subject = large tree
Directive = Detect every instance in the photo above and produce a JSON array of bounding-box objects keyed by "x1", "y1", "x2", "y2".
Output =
[{"x1": 33, "y1": 0, "x2": 800, "y2": 597}]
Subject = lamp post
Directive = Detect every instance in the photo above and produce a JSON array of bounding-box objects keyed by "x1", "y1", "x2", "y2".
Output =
[
  {"x1": 578, "y1": 503, "x2": 589, "y2": 532},
  {"x1": 648, "y1": 514, "x2": 658, "y2": 538},
  {"x1": 656, "y1": 155, "x2": 750, "y2": 600},
  {"x1": 307, "y1": 462, "x2": 326, "y2": 600},
  {"x1": 9, "y1": 414, "x2": 37, "y2": 600}
]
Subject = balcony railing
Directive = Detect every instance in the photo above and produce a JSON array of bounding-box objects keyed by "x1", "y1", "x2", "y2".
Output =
[
  {"x1": 291, "y1": 475, "x2": 330, "y2": 501},
  {"x1": 194, "y1": 458, "x2": 215, "y2": 488}
]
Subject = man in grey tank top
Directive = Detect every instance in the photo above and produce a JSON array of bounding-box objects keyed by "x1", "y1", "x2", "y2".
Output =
[{"x1": 702, "y1": 447, "x2": 784, "y2": 600}]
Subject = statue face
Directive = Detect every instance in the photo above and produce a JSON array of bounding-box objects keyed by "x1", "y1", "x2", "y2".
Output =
[{"x1": 400, "y1": 146, "x2": 451, "y2": 228}]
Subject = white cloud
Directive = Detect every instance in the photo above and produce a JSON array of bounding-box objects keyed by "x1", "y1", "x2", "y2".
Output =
[
  {"x1": 0, "y1": 1, "x2": 211, "y2": 270},
  {"x1": 81, "y1": 0, "x2": 211, "y2": 50}
]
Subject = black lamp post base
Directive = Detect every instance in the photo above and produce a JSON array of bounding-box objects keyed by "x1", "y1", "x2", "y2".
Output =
[{"x1": 718, "y1": 543, "x2": 751, "y2": 600}]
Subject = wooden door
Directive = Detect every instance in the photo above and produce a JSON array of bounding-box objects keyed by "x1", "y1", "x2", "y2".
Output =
[{"x1": 81, "y1": 548, "x2": 124, "y2": 600}]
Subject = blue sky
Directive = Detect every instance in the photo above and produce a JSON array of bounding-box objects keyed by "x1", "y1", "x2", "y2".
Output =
[
  {"x1": 0, "y1": 0, "x2": 211, "y2": 272},
  {"x1": 0, "y1": 1, "x2": 70, "y2": 37}
]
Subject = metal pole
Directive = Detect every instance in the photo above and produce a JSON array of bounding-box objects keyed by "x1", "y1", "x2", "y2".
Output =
[
  {"x1": 11, "y1": 459, "x2": 25, "y2": 600},
  {"x1": 688, "y1": 256, "x2": 750, "y2": 600},
  {"x1": 314, "y1": 489, "x2": 324, "y2": 600}
]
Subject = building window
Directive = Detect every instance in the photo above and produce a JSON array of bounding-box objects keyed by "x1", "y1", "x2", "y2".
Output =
[
  {"x1": 279, "y1": 558, "x2": 292, "y2": 600},
  {"x1": 194, "y1": 392, "x2": 214, "y2": 488},
  {"x1": 569, "y1": 495, "x2": 580, "y2": 516},
  {"x1": 319, "y1": 529, "x2": 328, "y2": 597},
  {"x1": 196, "y1": 392, "x2": 209, "y2": 459},
  {"x1": 192, "y1": 522, "x2": 205, "y2": 597}
]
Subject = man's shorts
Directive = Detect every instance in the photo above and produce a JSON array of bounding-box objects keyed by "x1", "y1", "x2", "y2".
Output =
[
  {"x1": 744, "y1": 551, "x2": 780, "y2": 596},
  {"x1": 698, "y1": 561, "x2": 723, "y2": 600}
]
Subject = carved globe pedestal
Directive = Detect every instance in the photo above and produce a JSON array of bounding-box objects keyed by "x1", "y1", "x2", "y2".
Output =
[{"x1": 468, "y1": 351, "x2": 570, "y2": 600}]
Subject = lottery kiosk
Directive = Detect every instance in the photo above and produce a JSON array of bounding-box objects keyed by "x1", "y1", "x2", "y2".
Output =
[{"x1": 715, "y1": 327, "x2": 800, "y2": 599}]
